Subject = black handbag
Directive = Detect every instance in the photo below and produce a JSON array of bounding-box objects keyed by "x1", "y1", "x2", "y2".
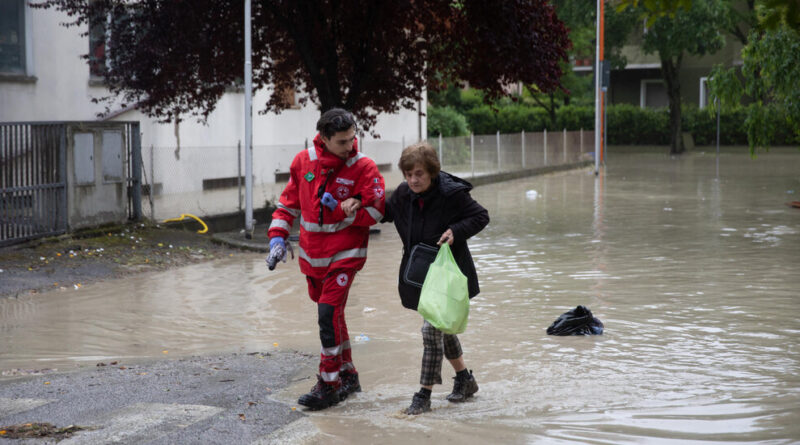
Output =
[{"x1": 403, "y1": 243, "x2": 439, "y2": 288}]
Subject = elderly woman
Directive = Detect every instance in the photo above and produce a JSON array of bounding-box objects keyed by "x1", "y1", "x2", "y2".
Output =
[{"x1": 382, "y1": 142, "x2": 489, "y2": 415}]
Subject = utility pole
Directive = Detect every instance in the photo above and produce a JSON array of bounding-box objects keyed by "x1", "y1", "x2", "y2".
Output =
[
  {"x1": 594, "y1": 0, "x2": 605, "y2": 175},
  {"x1": 244, "y1": 0, "x2": 254, "y2": 238}
]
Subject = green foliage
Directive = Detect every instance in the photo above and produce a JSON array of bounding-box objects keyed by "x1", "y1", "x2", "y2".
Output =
[
  {"x1": 463, "y1": 105, "x2": 551, "y2": 134},
  {"x1": 430, "y1": 100, "x2": 792, "y2": 147},
  {"x1": 758, "y1": 0, "x2": 800, "y2": 32},
  {"x1": 427, "y1": 106, "x2": 469, "y2": 137},
  {"x1": 708, "y1": 24, "x2": 800, "y2": 153},
  {"x1": 707, "y1": 64, "x2": 743, "y2": 111},
  {"x1": 556, "y1": 106, "x2": 594, "y2": 131},
  {"x1": 459, "y1": 89, "x2": 486, "y2": 112},
  {"x1": 463, "y1": 105, "x2": 499, "y2": 134},
  {"x1": 682, "y1": 106, "x2": 748, "y2": 145},
  {"x1": 429, "y1": 86, "x2": 486, "y2": 113},
  {"x1": 641, "y1": 0, "x2": 727, "y2": 61},
  {"x1": 553, "y1": 0, "x2": 639, "y2": 69},
  {"x1": 606, "y1": 104, "x2": 670, "y2": 145},
  {"x1": 636, "y1": 0, "x2": 729, "y2": 153},
  {"x1": 428, "y1": 84, "x2": 462, "y2": 108},
  {"x1": 617, "y1": 0, "x2": 694, "y2": 26}
]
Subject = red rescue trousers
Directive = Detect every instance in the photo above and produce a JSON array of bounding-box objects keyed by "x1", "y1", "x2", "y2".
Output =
[{"x1": 306, "y1": 269, "x2": 357, "y2": 386}]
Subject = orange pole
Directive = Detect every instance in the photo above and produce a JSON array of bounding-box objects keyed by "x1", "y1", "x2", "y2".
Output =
[{"x1": 599, "y1": 0, "x2": 605, "y2": 164}]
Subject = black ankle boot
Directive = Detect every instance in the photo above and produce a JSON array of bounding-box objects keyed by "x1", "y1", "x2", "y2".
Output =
[
  {"x1": 404, "y1": 391, "x2": 431, "y2": 415},
  {"x1": 446, "y1": 369, "x2": 478, "y2": 403},
  {"x1": 298, "y1": 375, "x2": 340, "y2": 410},
  {"x1": 337, "y1": 371, "x2": 361, "y2": 401}
]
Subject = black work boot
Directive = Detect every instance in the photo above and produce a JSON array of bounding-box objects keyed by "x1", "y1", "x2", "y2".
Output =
[
  {"x1": 337, "y1": 371, "x2": 362, "y2": 401},
  {"x1": 446, "y1": 370, "x2": 478, "y2": 403},
  {"x1": 404, "y1": 391, "x2": 431, "y2": 415},
  {"x1": 298, "y1": 375, "x2": 340, "y2": 410}
]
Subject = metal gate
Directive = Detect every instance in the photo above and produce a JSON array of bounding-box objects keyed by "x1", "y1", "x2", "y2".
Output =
[
  {"x1": 0, "y1": 121, "x2": 141, "y2": 247},
  {"x1": 0, "y1": 123, "x2": 67, "y2": 246}
]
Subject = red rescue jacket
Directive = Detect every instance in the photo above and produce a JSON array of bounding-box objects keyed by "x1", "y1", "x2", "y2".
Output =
[{"x1": 268, "y1": 134, "x2": 385, "y2": 278}]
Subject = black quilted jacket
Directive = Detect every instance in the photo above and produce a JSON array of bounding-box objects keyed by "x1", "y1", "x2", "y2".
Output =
[{"x1": 383, "y1": 172, "x2": 489, "y2": 310}]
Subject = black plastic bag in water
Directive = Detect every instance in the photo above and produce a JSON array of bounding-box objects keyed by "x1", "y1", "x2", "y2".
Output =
[{"x1": 546, "y1": 305, "x2": 604, "y2": 335}]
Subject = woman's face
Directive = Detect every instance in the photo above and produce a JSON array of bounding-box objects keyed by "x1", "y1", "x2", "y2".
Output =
[{"x1": 404, "y1": 163, "x2": 433, "y2": 194}]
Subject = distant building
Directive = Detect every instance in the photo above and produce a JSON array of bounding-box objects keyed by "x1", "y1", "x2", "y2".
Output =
[{"x1": 573, "y1": 20, "x2": 745, "y2": 110}]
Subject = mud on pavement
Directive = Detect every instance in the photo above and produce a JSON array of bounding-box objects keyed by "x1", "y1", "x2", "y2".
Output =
[{"x1": 0, "y1": 222, "x2": 246, "y2": 300}]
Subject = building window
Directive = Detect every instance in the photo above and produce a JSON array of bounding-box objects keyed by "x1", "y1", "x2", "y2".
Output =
[
  {"x1": 89, "y1": 12, "x2": 108, "y2": 78},
  {"x1": 0, "y1": 0, "x2": 26, "y2": 74},
  {"x1": 699, "y1": 76, "x2": 710, "y2": 109},
  {"x1": 640, "y1": 79, "x2": 668, "y2": 109}
]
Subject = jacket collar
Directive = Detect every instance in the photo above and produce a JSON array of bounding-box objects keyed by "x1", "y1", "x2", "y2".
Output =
[{"x1": 313, "y1": 133, "x2": 360, "y2": 170}]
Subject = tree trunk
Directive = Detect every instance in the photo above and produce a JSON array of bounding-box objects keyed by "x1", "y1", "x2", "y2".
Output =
[{"x1": 661, "y1": 55, "x2": 684, "y2": 155}]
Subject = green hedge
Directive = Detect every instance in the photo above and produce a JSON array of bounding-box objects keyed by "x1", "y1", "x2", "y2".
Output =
[
  {"x1": 433, "y1": 102, "x2": 794, "y2": 146},
  {"x1": 606, "y1": 104, "x2": 670, "y2": 145},
  {"x1": 427, "y1": 106, "x2": 469, "y2": 137}
]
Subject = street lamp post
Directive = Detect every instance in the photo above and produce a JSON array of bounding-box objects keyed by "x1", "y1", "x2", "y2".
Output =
[{"x1": 244, "y1": 0, "x2": 254, "y2": 238}]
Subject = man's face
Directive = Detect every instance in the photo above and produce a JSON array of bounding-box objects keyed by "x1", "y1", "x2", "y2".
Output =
[{"x1": 322, "y1": 127, "x2": 356, "y2": 160}]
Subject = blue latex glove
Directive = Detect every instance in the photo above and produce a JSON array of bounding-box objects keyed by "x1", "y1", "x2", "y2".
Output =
[
  {"x1": 269, "y1": 237, "x2": 285, "y2": 250},
  {"x1": 266, "y1": 237, "x2": 287, "y2": 270},
  {"x1": 321, "y1": 192, "x2": 338, "y2": 211}
]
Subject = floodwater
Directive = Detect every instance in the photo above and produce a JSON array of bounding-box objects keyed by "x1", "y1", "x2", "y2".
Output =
[{"x1": 2, "y1": 148, "x2": 799, "y2": 443}]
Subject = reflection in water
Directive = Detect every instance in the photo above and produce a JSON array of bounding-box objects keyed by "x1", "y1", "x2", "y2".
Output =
[{"x1": 2, "y1": 149, "x2": 799, "y2": 443}]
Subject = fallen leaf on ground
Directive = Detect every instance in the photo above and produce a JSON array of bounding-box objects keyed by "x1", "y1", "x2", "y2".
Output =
[{"x1": 0, "y1": 423, "x2": 87, "y2": 439}]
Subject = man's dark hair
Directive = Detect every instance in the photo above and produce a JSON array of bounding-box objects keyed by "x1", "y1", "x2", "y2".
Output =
[{"x1": 316, "y1": 108, "x2": 356, "y2": 138}]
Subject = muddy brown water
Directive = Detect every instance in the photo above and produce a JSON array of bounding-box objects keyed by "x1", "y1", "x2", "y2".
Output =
[{"x1": 2, "y1": 149, "x2": 799, "y2": 443}]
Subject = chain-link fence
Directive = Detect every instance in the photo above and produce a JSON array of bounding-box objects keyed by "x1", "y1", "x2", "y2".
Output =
[
  {"x1": 141, "y1": 130, "x2": 594, "y2": 221},
  {"x1": 433, "y1": 129, "x2": 594, "y2": 178}
]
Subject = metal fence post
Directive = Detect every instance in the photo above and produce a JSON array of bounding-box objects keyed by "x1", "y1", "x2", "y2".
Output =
[
  {"x1": 521, "y1": 130, "x2": 526, "y2": 169},
  {"x1": 496, "y1": 130, "x2": 501, "y2": 171},
  {"x1": 470, "y1": 132, "x2": 475, "y2": 178},
  {"x1": 131, "y1": 122, "x2": 142, "y2": 221},
  {"x1": 543, "y1": 128, "x2": 548, "y2": 166},
  {"x1": 563, "y1": 128, "x2": 567, "y2": 163},
  {"x1": 580, "y1": 128, "x2": 584, "y2": 154},
  {"x1": 237, "y1": 140, "x2": 242, "y2": 213},
  {"x1": 149, "y1": 144, "x2": 155, "y2": 221},
  {"x1": 438, "y1": 134, "x2": 443, "y2": 165},
  {"x1": 58, "y1": 125, "x2": 68, "y2": 232}
]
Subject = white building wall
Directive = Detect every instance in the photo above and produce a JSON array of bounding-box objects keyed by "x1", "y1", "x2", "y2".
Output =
[{"x1": 1, "y1": 4, "x2": 425, "y2": 219}]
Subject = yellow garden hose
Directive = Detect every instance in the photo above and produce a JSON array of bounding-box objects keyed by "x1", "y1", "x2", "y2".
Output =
[{"x1": 163, "y1": 213, "x2": 209, "y2": 234}]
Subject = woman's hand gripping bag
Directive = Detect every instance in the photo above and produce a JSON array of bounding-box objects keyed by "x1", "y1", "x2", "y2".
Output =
[{"x1": 417, "y1": 243, "x2": 469, "y2": 334}]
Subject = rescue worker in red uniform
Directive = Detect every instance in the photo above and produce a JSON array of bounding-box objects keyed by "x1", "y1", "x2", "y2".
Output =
[{"x1": 266, "y1": 108, "x2": 385, "y2": 410}]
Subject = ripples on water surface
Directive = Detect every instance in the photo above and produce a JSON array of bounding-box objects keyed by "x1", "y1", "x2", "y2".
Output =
[{"x1": 2, "y1": 149, "x2": 799, "y2": 443}]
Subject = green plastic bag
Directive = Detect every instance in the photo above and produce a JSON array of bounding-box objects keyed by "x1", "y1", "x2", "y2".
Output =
[{"x1": 416, "y1": 243, "x2": 469, "y2": 334}]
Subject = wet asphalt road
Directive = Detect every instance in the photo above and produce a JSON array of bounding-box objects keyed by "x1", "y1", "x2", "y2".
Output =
[{"x1": 0, "y1": 351, "x2": 317, "y2": 444}]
